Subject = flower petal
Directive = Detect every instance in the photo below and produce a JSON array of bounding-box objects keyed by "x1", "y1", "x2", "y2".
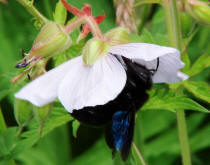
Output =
[
  {"x1": 109, "y1": 43, "x2": 180, "y2": 61},
  {"x1": 58, "y1": 55, "x2": 127, "y2": 113},
  {"x1": 15, "y1": 56, "x2": 81, "y2": 106},
  {"x1": 109, "y1": 43, "x2": 188, "y2": 83}
]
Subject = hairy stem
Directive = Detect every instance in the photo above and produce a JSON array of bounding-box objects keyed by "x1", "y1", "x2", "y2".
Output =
[
  {"x1": 16, "y1": 0, "x2": 48, "y2": 25},
  {"x1": 163, "y1": 1, "x2": 192, "y2": 165},
  {"x1": 64, "y1": 17, "x2": 85, "y2": 34},
  {"x1": 86, "y1": 16, "x2": 104, "y2": 40}
]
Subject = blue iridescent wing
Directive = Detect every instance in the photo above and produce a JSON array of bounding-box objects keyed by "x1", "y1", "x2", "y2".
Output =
[{"x1": 105, "y1": 111, "x2": 135, "y2": 161}]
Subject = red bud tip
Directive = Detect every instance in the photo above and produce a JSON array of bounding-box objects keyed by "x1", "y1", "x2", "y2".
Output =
[
  {"x1": 61, "y1": 0, "x2": 84, "y2": 17},
  {"x1": 94, "y1": 11, "x2": 106, "y2": 24},
  {"x1": 82, "y1": 4, "x2": 92, "y2": 16}
]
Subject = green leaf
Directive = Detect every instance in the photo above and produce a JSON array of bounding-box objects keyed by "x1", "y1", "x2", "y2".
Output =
[
  {"x1": 16, "y1": 125, "x2": 71, "y2": 165},
  {"x1": 183, "y1": 81, "x2": 210, "y2": 103},
  {"x1": 66, "y1": 43, "x2": 84, "y2": 58},
  {"x1": 0, "y1": 89, "x2": 9, "y2": 101},
  {"x1": 71, "y1": 138, "x2": 113, "y2": 165},
  {"x1": 53, "y1": 0, "x2": 67, "y2": 25},
  {"x1": 53, "y1": 52, "x2": 69, "y2": 67},
  {"x1": 0, "y1": 127, "x2": 18, "y2": 159},
  {"x1": 72, "y1": 120, "x2": 80, "y2": 138},
  {"x1": 190, "y1": 124, "x2": 210, "y2": 152},
  {"x1": 142, "y1": 95, "x2": 209, "y2": 113},
  {"x1": 186, "y1": 53, "x2": 210, "y2": 76},
  {"x1": 137, "y1": 110, "x2": 176, "y2": 139}
]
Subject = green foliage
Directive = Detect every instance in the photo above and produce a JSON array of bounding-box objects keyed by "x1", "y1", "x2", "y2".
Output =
[
  {"x1": 183, "y1": 81, "x2": 210, "y2": 103},
  {"x1": 14, "y1": 99, "x2": 33, "y2": 127},
  {"x1": 53, "y1": 0, "x2": 67, "y2": 25},
  {"x1": 72, "y1": 120, "x2": 80, "y2": 138},
  {"x1": 0, "y1": 0, "x2": 209, "y2": 165}
]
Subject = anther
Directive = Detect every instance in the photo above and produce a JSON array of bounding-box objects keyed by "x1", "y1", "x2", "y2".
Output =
[{"x1": 16, "y1": 62, "x2": 29, "y2": 68}]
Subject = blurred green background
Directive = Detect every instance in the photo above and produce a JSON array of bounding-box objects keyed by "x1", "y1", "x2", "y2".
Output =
[{"x1": 0, "y1": 0, "x2": 209, "y2": 165}]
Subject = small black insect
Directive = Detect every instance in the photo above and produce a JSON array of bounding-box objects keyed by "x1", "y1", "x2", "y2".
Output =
[{"x1": 71, "y1": 56, "x2": 159, "y2": 161}]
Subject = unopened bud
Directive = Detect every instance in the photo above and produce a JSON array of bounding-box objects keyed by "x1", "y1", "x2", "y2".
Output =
[
  {"x1": 105, "y1": 27, "x2": 130, "y2": 46},
  {"x1": 82, "y1": 39, "x2": 110, "y2": 65},
  {"x1": 186, "y1": 0, "x2": 210, "y2": 25},
  {"x1": 33, "y1": 104, "x2": 52, "y2": 136},
  {"x1": 14, "y1": 99, "x2": 33, "y2": 127},
  {"x1": 29, "y1": 22, "x2": 72, "y2": 59},
  {"x1": 180, "y1": 12, "x2": 194, "y2": 37}
]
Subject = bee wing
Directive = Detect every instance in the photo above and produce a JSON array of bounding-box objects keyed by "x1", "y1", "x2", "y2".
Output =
[{"x1": 105, "y1": 111, "x2": 135, "y2": 161}]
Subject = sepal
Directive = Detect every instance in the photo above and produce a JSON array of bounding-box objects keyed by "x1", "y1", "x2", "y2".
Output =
[{"x1": 82, "y1": 39, "x2": 110, "y2": 65}]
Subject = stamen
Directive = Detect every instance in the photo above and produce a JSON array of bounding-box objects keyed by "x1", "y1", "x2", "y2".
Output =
[
  {"x1": 16, "y1": 62, "x2": 29, "y2": 68},
  {"x1": 16, "y1": 49, "x2": 29, "y2": 68}
]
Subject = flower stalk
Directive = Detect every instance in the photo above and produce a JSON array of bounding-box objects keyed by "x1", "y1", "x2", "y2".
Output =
[
  {"x1": 64, "y1": 17, "x2": 86, "y2": 34},
  {"x1": 85, "y1": 16, "x2": 104, "y2": 40},
  {"x1": 16, "y1": 0, "x2": 48, "y2": 26},
  {"x1": 163, "y1": 0, "x2": 192, "y2": 165},
  {"x1": 132, "y1": 142, "x2": 147, "y2": 165}
]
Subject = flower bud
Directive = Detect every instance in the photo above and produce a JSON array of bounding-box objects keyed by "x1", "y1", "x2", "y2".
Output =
[
  {"x1": 33, "y1": 104, "x2": 52, "y2": 124},
  {"x1": 33, "y1": 104, "x2": 52, "y2": 136},
  {"x1": 82, "y1": 39, "x2": 110, "y2": 65},
  {"x1": 28, "y1": 21, "x2": 72, "y2": 59},
  {"x1": 14, "y1": 99, "x2": 33, "y2": 127},
  {"x1": 180, "y1": 12, "x2": 194, "y2": 37},
  {"x1": 105, "y1": 27, "x2": 130, "y2": 46},
  {"x1": 186, "y1": 0, "x2": 210, "y2": 25}
]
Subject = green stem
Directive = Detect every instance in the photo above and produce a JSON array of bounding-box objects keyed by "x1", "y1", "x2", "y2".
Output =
[
  {"x1": 163, "y1": 1, "x2": 192, "y2": 165},
  {"x1": 176, "y1": 110, "x2": 192, "y2": 165},
  {"x1": 132, "y1": 143, "x2": 147, "y2": 165},
  {"x1": 16, "y1": 0, "x2": 48, "y2": 25},
  {"x1": 163, "y1": 0, "x2": 182, "y2": 49}
]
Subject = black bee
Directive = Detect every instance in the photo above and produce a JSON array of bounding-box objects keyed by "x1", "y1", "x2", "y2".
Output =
[{"x1": 71, "y1": 55, "x2": 159, "y2": 161}]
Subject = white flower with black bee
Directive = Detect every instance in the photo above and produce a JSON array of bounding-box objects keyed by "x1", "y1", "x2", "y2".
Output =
[{"x1": 15, "y1": 42, "x2": 188, "y2": 112}]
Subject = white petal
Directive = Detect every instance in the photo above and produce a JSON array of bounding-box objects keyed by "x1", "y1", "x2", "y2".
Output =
[
  {"x1": 109, "y1": 43, "x2": 179, "y2": 61},
  {"x1": 58, "y1": 55, "x2": 126, "y2": 113},
  {"x1": 109, "y1": 43, "x2": 188, "y2": 83},
  {"x1": 177, "y1": 71, "x2": 189, "y2": 81},
  {"x1": 15, "y1": 56, "x2": 81, "y2": 106}
]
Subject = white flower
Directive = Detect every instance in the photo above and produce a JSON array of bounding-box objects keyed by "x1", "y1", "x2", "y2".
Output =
[{"x1": 15, "y1": 43, "x2": 188, "y2": 113}]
